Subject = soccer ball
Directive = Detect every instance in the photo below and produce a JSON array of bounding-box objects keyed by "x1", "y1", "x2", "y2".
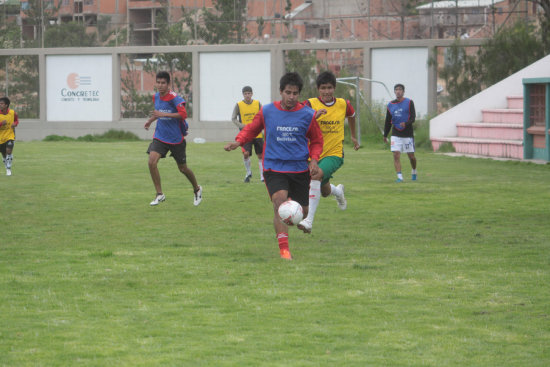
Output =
[{"x1": 278, "y1": 200, "x2": 303, "y2": 226}]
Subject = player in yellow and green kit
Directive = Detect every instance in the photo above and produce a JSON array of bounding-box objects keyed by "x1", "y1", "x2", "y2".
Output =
[
  {"x1": 0, "y1": 97, "x2": 19, "y2": 176},
  {"x1": 297, "y1": 71, "x2": 360, "y2": 234},
  {"x1": 231, "y1": 86, "x2": 263, "y2": 182}
]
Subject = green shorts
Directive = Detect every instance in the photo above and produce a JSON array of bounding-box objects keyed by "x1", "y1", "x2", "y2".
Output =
[{"x1": 318, "y1": 156, "x2": 343, "y2": 185}]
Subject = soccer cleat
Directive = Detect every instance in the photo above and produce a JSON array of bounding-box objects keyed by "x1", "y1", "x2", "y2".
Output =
[
  {"x1": 297, "y1": 218, "x2": 312, "y2": 234},
  {"x1": 6, "y1": 169, "x2": 12, "y2": 176},
  {"x1": 193, "y1": 185, "x2": 203, "y2": 206},
  {"x1": 150, "y1": 193, "x2": 165, "y2": 206},
  {"x1": 279, "y1": 248, "x2": 292, "y2": 260},
  {"x1": 412, "y1": 174, "x2": 417, "y2": 181},
  {"x1": 244, "y1": 174, "x2": 252, "y2": 183},
  {"x1": 335, "y1": 184, "x2": 347, "y2": 210},
  {"x1": 395, "y1": 178, "x2": 403, "y2": 183}
]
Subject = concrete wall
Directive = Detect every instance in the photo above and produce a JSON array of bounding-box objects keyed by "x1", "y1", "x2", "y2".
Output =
[
  {"x1": 0, "y1": 39, "x2": 483, "y2": 142},
  {"x1": 430, "y1": 54, "x2": 550, "y2": 139}
]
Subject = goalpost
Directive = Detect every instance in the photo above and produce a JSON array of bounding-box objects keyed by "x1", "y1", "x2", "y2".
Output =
[{"x1": 336, "y1": 77, "x2": 393, "y2": 146}]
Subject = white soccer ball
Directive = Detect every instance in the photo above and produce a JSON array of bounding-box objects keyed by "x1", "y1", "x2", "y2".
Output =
[{"x1": 278, "y1": 200, "x2": 303, "y2": 226}]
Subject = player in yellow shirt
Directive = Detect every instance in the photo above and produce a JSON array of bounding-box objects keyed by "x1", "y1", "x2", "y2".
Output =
[
  {"x1": 0, "y1": 97, "x2": 19, "y2": 176},
  {"x1": 298, "y1": 71, "x2": 360, "y2": 233},
  {"x1": 231, "y1": 86, "x2": 263, "y2": 182}
]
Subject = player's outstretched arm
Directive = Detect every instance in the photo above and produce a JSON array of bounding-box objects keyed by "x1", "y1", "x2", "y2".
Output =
[{"x1": 224, "y1": 141, "x2": 241, "y2": 151}]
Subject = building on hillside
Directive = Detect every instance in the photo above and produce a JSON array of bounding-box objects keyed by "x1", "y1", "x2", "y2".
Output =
[
  {"x1": 416, "y1": 0, "x2": 539, "y2": 39},
  {"x1": 12, "y1": 0, "x2": 541, "y2": 46}
]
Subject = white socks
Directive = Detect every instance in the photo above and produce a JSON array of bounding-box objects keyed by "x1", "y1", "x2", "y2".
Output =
[
  {"x1": 258, "y1": 161, "x2": 264, "y2": 181},
  {"x1": 5, "y1": 154, "x2": 12, "y2": 169},
  {"x1": 411, "y1": 169, "x2": 417, "y2": 175},
  {"x1": 397, "y1": 172, "x2": 403, "y2": 180},
  {"x1": 305, "y1": 180, "x2": 321, "y2": 222},
  {"x1": 329, "y1": 183, "x2": 342, "y2": 197},
  {"x1": 243, "y1": 157, "x2": 252, "y2": 176}
]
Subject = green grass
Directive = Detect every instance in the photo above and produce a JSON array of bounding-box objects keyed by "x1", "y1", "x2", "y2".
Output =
[{"x1": 1, "y1": 141, "x2": 549, "y2": 366}]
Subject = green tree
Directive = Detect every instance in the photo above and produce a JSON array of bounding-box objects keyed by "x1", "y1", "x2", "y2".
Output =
[
  {"x1": 19, "y1": 0, "x2": 60, "y2": 47},
  {"x1": 388, "y1": 0, "x2": 420, "y2": 39},
  {"x1": 184, "y1": 0, "x2": 247, "y2": 44},
  {"x1": 524, "y1": 0, "x2": 550, "y2": 48},
  {"x1": 284, "y1": 50, "x2": 318, "y2": 99},
  {"x1": 44, "y1": 22, "x2": 97, "y2": 47},
  {"x1": 435, "y1": 21, "x2": 546, "y2": 108}
]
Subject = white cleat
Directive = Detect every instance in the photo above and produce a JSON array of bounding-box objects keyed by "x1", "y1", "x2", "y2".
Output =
[
  {"x1": 193, "y1": 186, "x2": 202, "y2": 206},
  {"x1": 297, "y1": 218, "x2": 312, "y2": 234},
  {"x1": 6, "y1": 169, "x2": 12, "y2": 176},
  {"x1": 335, "y1": 184, "x2": 347, "y2": 210},
  {"x1": 150, "y1": 193, "x2": 165, "y2": 206}
]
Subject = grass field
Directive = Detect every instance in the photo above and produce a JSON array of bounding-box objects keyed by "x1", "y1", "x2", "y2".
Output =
[{"x1": 1, "y1": 141, "x2": 549, "y2": 366}]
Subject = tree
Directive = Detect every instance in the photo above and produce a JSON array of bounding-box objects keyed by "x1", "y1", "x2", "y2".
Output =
[
  {"x1": 19, "y1": 0, "x2": 60, "y2": 47},
  {"x1": 434, "y1": 21, "x2": 547, "y2": 108},
  {"x1": 388, "y1": 0, "x2": 420, "y2": 39},
  {"x1": 44, "y1": 22, "x2": 97, "y2": 47},
  {"x1": 284, "y1": 50, "x2": 318, "y2": 99},
  {"x1": 184, "y1": 0, "x2": 248, "y2": 44},
  {"x1": 121, "y1": 8, "x2": 194, "y2": 118}
]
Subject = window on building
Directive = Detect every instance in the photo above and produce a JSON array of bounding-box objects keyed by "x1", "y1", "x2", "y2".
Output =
[{"x1": 74, "y1": 1, "x2": 83, "y2": 13}]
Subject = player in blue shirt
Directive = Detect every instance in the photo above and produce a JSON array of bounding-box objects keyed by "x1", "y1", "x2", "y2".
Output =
[
  {"x1": 383, "y1": 83, "x2": 417, "y2": 183},
  {"x1": 144, "y1": 71, "x2": 202, "y2": 206}
]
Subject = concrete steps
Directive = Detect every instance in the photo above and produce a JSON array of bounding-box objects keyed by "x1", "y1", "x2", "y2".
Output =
[{"x1": 431, "y1": 96, "x2": 524, "y2": 159}]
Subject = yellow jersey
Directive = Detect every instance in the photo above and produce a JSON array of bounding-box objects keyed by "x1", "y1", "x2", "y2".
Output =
[
  {"x1": 238, "y1": 99, "x2": 262, "y2": 139},
  {"x1": 0, "y1": 109, "x2": 16, "y2": 144},
  {"x1": 308, "y1": 97, "x2": 354, "y2": 159}
]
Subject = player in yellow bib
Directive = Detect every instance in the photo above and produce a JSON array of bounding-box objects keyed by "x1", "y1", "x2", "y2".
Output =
[
  {"x1": 298, "y1": 71, "x2": 360, "y2": 233},
  {"x1": 231, "y1": 86, "x2": 263, "y2": 182},
  {"x1": 0, "y1": 97, "x2": 19, "y2": 176}
]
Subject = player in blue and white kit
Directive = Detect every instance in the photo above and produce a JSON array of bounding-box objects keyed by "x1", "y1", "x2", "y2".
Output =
[
  {"x1": 224, "y1": 72, "x2": 324, "y2": 260},
  {"x1": 144, "y1": 71, "x2": 202, "y2": 206},
  {"x1": 383, "y1": 83, "x2": 417, "y2": 183}
]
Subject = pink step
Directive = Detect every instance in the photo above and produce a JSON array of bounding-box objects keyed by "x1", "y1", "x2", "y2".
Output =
[
  {"x1": 431, "y1": 137, "x2": 523, "y2": 159},
  {"x1": 456, "y1": 122, "x2": 523, "y2": 140},
  {"x1": 507, "y1": 96, "x2": 523, "y2": 109},
  {"x1": 482, "y1": 109, "x2": 523, "y2": 124}
]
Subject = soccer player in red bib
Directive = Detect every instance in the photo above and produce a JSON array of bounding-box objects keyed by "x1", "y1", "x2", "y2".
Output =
[
  {"x1": 297, "y1": 71, "x2": 360, "y2": 234},
  {"x1": 383, "y1": 83, "x2": 417, "y2": 183},
  {"x1": 0, "y1": 97, "x2": 19, "y2": 176},
  {"x1": 224, "y1": 72, "x2": 324, "y2": 260},
  {"x1": 144, "y1": 71, "x2": 202, "y2": 206}
]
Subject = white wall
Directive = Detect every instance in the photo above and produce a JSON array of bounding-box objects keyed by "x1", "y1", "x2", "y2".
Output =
[
  {"x1": 371, "y1": 47, "x2": 429, "y2": 117},
  {"x1": 46, "y1": 55, "x2": 113, "y2": 121},
  {"x1": 199, "y1": 52, "x2": 271, "y2": 122}
]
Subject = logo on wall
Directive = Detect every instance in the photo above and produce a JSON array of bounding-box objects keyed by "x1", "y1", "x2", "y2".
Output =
[
  {"x1": 66, "y1": 73, "x2": 92, "y2": 90},
  {"x1": 61, "y1": 73, "x2": 99, "y2": 102}
]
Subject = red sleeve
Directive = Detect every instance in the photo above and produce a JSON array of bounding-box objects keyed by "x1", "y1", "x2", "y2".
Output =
[
  {"x1": 306, "y1": 116, "x2": 324, "y2": 161},
  {"x1": 176, "y1": 101, "x2": 187, "y2": 120},
  {"x1": 345, "y1": 100, "x2": 355, "y2": 117},
  {"x1": 235, "y1": 107, "x2": 265, "y2": 145},
  {"x1": 12, "y1": 111, "x2": 19, "y2": 127}
]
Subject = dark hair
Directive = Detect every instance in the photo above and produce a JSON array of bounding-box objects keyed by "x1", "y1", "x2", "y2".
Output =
[
  {"x1": 316, "y1": 71, "x2": 336, "y2": 88},
  {"x1": 156, "y1": 71, "x2": 171, "y2": 84},
  {"x1": 394, "y1": 83, "x2": 405, "y2": 91},
  {"x1": 0, "y1": 97, "x2": 10, "y2": 106},
  {"x1": 279, "y1": 72, "x2": 303, "y2": 92},
  {"x1": 242, "y1": 86, "x2": 252, "y2": 93}
]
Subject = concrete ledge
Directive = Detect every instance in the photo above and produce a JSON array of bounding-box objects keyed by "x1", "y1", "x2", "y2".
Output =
[{"x1": 14, "y1": 119, "x2": 240, "y2": 143}]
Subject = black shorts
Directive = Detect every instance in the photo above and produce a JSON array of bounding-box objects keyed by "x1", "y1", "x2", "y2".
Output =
[
  {"x1": 242, "y1": 138, "x2": 264, "y2": 156},
  {"x1": 263, "y1": 170, "x2": 310, "y2": 207},
  {"x1": 147, "y1": 139, "x2": 187, "y2": 164},
  {"x1": 0, "y1": 140, "x2": 14, "y2": 155}
]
